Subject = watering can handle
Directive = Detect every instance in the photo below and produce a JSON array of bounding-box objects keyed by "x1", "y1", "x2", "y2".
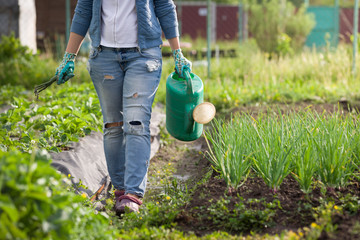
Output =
[{"x1": 183, "y1": 67, "x2": 194, "y2": 95}]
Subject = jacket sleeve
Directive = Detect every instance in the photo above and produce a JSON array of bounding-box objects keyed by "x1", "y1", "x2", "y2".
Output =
[
  {"x1": 70, "y1": 0, "x2": 93, "y2": 37},
  {"x1": 154, "y1": 0, "x2": 179, "y2": 39}
]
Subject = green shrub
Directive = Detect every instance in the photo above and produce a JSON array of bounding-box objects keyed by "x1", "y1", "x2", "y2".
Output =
[
  {"x1": 0, "y1": 34, "x2": 90, "y2": 89},
  {"x1": 0, "y1": 149, "x2": 116, "y2": 240},
  {"x1": 248, "y1": 0, "x2": 315, "y2": 55},
  {"x1": 0, "y1": 33, "x2": 34, "y2": 62},
  {"x1": 0, "y1": 34, "x2": 53, "y2": 88},
  {"x1": 284, "y1": 6, "x2": 316, "y2": 51}
]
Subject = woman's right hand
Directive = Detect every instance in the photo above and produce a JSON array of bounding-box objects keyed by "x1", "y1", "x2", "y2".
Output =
[{"x1": 55, "y1": 52, "x2": 77, "y2": 85}]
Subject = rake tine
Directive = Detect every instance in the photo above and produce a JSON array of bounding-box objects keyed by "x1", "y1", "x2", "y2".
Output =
[{"x1": 34, "y1": 76, "x2": 58, "y2": 99}]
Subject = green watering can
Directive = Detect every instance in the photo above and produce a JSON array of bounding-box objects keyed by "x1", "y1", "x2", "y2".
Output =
[{"x1": 166, "y1": 69, "x2": 216, "y2": 141}]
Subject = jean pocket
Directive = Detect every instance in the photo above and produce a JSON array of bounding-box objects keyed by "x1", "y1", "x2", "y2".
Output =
[
  {"x1": 139, "y1": 46, "x2": 162, "y2": 60},
  {"x1": 89, "y1": 47, "x2": 100, "y2": 59}
]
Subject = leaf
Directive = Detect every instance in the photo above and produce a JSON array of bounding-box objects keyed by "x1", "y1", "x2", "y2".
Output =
[
  {"x1": 25, "y1": 191, "x2": 51, "y2": 203},
  {"x1": 0, "y1": 213, "x2": 27, "y2": 238},
  {"x1": 0, "y1": 195, "x2": 19, "y2": 222},
  {"x1": 61, "y1": 134, "x2": 68, "y2": 143}
]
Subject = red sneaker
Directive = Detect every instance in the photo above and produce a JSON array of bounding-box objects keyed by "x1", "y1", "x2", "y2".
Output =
[{"x1": 115, "y1": 195, "x2": 143, "y2": 215}]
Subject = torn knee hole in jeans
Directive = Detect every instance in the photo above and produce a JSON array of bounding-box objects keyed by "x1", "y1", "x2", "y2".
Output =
[
  {"x1": 129, "y1": 121, "x2": 142, "y2": 126},
  {"x1": 105, "y1": 122, "x2": 123, "y2": 128},
  {"x1": 127, "y1": 121, "x2": 144, "y2": 135},
  {"x1": 104, "y1": 75, "x2": 114, "y2": 80}
]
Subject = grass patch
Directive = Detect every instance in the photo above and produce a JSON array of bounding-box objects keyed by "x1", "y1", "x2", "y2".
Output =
[{"x1": 157, "y1": 42, "x2": 360, "y2": 112}]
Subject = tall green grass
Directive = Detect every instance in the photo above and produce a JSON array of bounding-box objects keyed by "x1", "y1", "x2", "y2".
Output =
[
  {"x1": 3, "y1": 38, "x2": 359, "y2": 112},
  {"x1": 157, "y1": 42, "x2": 360, "y2": 111},
  {"x1": 205, "y1": 109, "x2": 360, "y2": 193}
]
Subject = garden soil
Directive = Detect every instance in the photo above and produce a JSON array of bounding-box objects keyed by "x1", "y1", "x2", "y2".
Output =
[{"x1": 150, "y1": 102, "x2": 360, "y2": 239}]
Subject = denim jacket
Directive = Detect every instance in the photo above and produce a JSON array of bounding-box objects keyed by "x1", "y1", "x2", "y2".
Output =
[{"x1": 70, "y1": 0, "x2": 179, "y2": 50}]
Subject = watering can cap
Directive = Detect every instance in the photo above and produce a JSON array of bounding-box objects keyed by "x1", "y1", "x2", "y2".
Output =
[{"x1": 193, "y1": 102, "x2": 216, "y2": 124}]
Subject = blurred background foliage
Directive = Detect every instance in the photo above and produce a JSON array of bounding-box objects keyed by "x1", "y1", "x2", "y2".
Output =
[
  {"x1": 184, "y1": 0, "x2": 359, "y2": 7},
  {"x1": 247, "y1": 0, "x2": 315, "y2": 55}
]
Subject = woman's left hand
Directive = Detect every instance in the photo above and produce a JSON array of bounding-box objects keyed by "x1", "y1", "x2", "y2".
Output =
[{"x1": 173, "y1": 49, "x2": 192, "y2": 78}]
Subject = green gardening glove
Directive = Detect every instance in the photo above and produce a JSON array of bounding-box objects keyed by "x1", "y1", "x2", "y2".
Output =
[
  {"x1": 173, "y1": 49, "x2": 192, "y2": 79},
  {"x1": 55, "y1": 52, "x2": 77, "y2": 85}
]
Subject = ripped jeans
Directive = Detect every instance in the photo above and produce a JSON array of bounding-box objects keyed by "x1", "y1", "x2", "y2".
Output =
[{"x1": 88, "y1": 46, "x2": 162, "y2": 197}]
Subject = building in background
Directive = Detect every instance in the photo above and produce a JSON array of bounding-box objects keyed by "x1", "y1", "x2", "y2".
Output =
[
  {"x1": 0, "y1": 0, "x2": 37, "y2": 53},
  {"x1": 1, "y1": 0, "x2": 360, "y2": 53}
]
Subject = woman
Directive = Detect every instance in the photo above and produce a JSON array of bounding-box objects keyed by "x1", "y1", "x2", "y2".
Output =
[{"x1": 55, "y1": 0, "x2": 191, "y2": 215}]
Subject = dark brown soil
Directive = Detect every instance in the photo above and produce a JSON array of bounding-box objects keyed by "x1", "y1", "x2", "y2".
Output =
[
  {"x1": 329, "y1": 213, "x2": 360, "y2": 240},
  {"x1": 175, "y1": 167, "x2": 360, "y2": 238},
  {"x1": 147, "y1": 136, "x2": 211, "y2": 199},
  {"x1": 151, "y1": 102, "x2": 360, "y2": 239}
]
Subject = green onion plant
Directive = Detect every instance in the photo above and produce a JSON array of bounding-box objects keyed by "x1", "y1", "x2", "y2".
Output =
[
  {"x1": 205, "y1": 109, "x2": 360, "y2": 194},
  {"x1": 205, "y1": 117, "x2": 252, "y2": 190},
  {"x1": 310, "y1": 112, "x2": 356, "y2": 189},
  {"x1": 249, "y1": 113, "x2": 298, "y2": 193}
]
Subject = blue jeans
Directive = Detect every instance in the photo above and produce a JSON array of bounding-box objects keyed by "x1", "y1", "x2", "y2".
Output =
[{"x1": 88, "y1": 46, "x2": 162, "y2": 197}]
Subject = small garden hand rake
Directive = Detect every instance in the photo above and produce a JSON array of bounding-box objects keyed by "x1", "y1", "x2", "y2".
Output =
[{"x1": 34, "y1": 76, "x2": 58, "y2": 99}]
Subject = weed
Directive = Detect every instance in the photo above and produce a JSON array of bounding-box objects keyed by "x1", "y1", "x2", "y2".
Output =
[
  {"x1": 339, "y1": 194, "x2": 360, "y2": 215},
  {"x1": 207, "y1": 196, "x2": 277, "y2": 232},
  {"x1": 303, "y1": 200, "x2": 342, "y2": 239}
]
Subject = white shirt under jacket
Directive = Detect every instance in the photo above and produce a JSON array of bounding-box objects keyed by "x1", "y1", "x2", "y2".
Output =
[{"x1": 100, "y1": 0, "x2": 138, "y2": 48}]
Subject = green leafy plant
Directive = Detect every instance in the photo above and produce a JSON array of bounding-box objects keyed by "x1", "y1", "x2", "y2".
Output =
[
  {"x1": 339, "y1": 194, "x2": 360, "y2": 215},
  {"x1": 0, "y1": 85, "x2": 27, "y2": 106},
  {"x1": 276, "y1": 33, "x2": 294, "y2": 56},
  {"x1": 303, "y1": 200, "x2": 342, "y2": 239},
  {"x1": 0, "y1": 149, "x2": 117, "y2": 239},
  {"x1": 0, "y1": 34, "x2": 91, "y2": 89},
  {"x1": 207, "y1": 197, "x2": 277, "y2": 232},
  {"x1": 0, "y1": 83, "x2": 102, "y2": 152},
  {"x1": 0, "y1": 33, "x2": 34, "y2": 62}
]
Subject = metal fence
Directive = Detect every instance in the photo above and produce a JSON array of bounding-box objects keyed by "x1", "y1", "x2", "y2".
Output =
[{"x1": 1, "y1": 0, "x2": 360, "y2": 74}]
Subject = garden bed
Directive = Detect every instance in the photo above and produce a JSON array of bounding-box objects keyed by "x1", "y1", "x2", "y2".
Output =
[
  {"x1": 148, "y1": 102, "x2": 360, "y2": 239},
  {"x1": 175, "y1": 169, "x2": 360, "y2": 239}
]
